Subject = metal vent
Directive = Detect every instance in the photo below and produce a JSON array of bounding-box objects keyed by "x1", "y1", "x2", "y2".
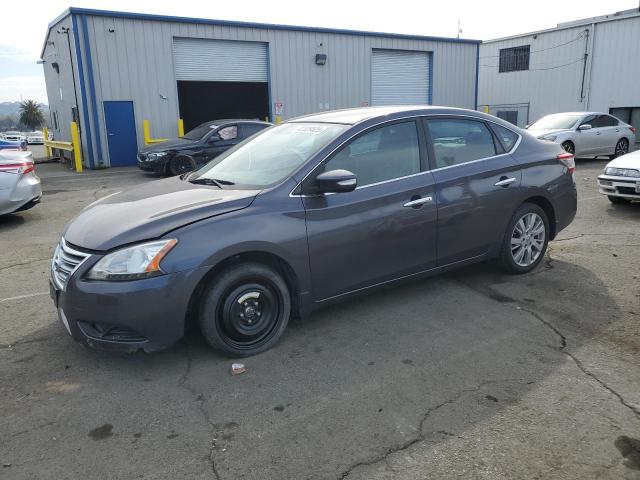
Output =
[{"x1": 51, "y1": 238, "x2": 90, "y2": 290}]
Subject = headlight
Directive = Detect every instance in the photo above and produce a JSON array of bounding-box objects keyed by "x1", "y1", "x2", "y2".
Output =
[
  {"x1": 605, "y1": 167, "x2": 640, "y2": 177},
  {"x1": 147, "y1": 152, "x2": 168, "y2": 160},
  {"x1": 541, "y1": 135, "x2": 558, "y2": 142},
  {"x1": 86, "y1": 239, "x2": 177, "y2": 281}
]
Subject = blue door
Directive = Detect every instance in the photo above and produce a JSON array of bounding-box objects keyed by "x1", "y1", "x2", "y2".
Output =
[{"x1": 103, "y1": 101, "x2": 138, "y2": 166}]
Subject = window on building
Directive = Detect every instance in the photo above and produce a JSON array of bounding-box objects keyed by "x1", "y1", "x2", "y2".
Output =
[
  {"x1": 427, "y1": 119, "x2": 496, "y2": 168},
  {"x1": 499, "y1": 45, "x2": 530, "y2": 73},
  {"x1": 52, "y1": 111, "x2": 59, "y2": 131},
  {"x1": 496, "y1": 110, "x2": 518, "y2": 126},
  {"x1": 324, "y1": 121, "x2": 421, "y2": 187}
]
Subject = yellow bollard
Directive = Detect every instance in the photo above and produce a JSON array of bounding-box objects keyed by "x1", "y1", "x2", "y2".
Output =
[
  {"x1": 143, "y1": 119, "x2": 152, "y2": 145},
  {"x1": 178, "y1": 118, "x2": 185, "y2": 137},
  {"x1": 42, "y1": 127, "x2": 52, "y2": 157},
  {"x1": 70, "y1": 121, "x2": 83, "y2": 173},
  {"x1": 275, "y1": 116, "x2": 282, "y2": 124}
]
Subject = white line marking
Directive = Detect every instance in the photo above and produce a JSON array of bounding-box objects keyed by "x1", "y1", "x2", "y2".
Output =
[
  {"x1": 0, "y1": 292, "x2": 49, "y2": 303},
  {"x1": 578, "y1": 195, "x2": 602, "y2": 202}
]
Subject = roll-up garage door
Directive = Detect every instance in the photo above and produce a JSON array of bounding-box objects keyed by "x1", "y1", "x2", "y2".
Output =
[
  {"x1": 173, "y1": 38, "x2": 268, "y2": 82},
  {"x1": 371, "y1": 49, "x2": 431, "y2": 105}
]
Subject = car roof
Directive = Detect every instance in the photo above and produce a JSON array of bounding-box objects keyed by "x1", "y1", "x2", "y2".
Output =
[
  {"x1": 211, "y1": 119, "x2": 272, "y2": 125},
  {"x1": 287, "y1": 106, "x2": 486, "y2": 125}
]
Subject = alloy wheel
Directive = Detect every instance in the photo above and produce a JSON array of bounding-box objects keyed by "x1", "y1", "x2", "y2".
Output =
[
  {"x1": 510, "y1": 212, "x2": 546, "y2": 267},
  {"x1": 615, "y1": 139, "x2": 629, "y2": 157}
]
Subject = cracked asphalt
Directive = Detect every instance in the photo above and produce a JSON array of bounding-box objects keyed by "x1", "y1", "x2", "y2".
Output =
[{"x1": 1, "y1": 149, "x2": 639, "y2": 479}]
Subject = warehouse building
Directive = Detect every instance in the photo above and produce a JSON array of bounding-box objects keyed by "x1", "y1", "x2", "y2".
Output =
[
  {"x1": 477, "y1": 8, "x2": 640, "y2": 138},
  {"x1": 41, "y1": 8, "x2": 480, "y2": 169}
]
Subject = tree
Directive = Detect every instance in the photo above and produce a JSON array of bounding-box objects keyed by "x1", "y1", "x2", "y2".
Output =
[{"x1": 18, "y1": 100, "x2": 44, "y2": 131}]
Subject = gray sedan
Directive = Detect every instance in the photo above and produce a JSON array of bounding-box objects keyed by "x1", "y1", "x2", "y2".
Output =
[
  {"x1": 0, "y1": 150, "x2": 42, "y2": 215},
  {"x1": 527, "y1": 112, "x2": 636, "y2": 158}
]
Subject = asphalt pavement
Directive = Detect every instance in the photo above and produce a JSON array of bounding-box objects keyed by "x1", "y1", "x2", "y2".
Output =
[{"x1": 1, "y1": 151, "x2": 639, "y2": 479}]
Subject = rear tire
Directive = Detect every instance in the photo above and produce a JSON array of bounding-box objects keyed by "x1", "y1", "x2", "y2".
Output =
[
  {"x1": 199, "y1": 263, "x2": 291, "y2": 357},
  {"x1": 608, "y1": 195, "x2": 631, "y2": 204},
  {"x1": 499, "y1": 203, "x2": 549, "y2": 274},
  {"x1": 610, "y1": 138, "x2": 629, "y2": 159},
  {"x1": 168, "y1": 155, "x2": 196, "y2": 176}
]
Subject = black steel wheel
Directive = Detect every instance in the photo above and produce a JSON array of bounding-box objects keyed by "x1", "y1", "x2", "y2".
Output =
[
  {"x1": 168, "y1": 155, "x2": 196, "y2": 176},
  {"x1": 561, "y1": 141, "x2": 575, "y2": 155},
  {"x1": 199, "y1": 263, "x2": 291, "y2": 357}
]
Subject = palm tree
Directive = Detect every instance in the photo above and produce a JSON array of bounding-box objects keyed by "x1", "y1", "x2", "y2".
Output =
[{"x1": 19, "y1": 100, "x2": 45, "y2": 131}]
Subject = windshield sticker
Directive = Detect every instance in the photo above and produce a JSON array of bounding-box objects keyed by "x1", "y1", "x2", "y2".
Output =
[{"x1": 296, "y1": 126, "x2": 328, "y2": 135}]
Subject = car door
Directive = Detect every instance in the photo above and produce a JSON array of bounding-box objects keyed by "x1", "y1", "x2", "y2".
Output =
[
  {"x1": 576, "y1": 115, "x2": 602, "y2": 155},
  {"x1": 200, "y1": 125, "x2": 240, "y2": 165},
  {"x1": 596, "y1": 115, "x2": 621, "y2": 155},
  {"x1": 424, "y1": 117, "x2": 522, "y2": 266},
  {"x1": 302, "y1": 119, "x2": 438, "y2": 301}
]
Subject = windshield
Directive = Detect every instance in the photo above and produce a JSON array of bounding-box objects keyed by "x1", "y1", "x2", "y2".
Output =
[
  {"x1": 182, "y1": 122, "x2": 218, "y2": 141},
  {"x1": 191, "y1": 122, "x2": 348, "y2": 188},
  {"x1": 529, "y1": 114, "x2": 581, "y2": 130}
]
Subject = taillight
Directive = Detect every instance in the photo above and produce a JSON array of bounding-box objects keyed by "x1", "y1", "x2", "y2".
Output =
[
  {"x1": 557, "y1": 152, "x2": 575, "y2": 174},
  {"x1": 630, "y1": 126, "x2": 637, "y2": 134},
  {"x1": 0, "y1": 162, "x2": 35, "y2": 174}
]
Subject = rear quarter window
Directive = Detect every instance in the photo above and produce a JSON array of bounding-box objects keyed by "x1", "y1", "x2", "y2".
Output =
[{"x1": 490, "y1": 124, "x2": 519, "y2": 152}]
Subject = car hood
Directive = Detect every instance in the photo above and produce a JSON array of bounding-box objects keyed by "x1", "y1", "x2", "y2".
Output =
[
  {"x1": 528, "y1": 128, "x2": 569, "y2": 138},
  {"x1": 64, "y1": 176, "x2": 259, "y2": 251},
  {"x1": 139, "y1": 137, "x2": 195, "y2": 153},
  {"x1": 606, "y1": 150, "x2": 640, "y2": 169}
]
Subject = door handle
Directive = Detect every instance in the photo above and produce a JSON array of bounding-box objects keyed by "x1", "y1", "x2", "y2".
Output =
[
  {"x1": 596, "y1": 131, "x2": 601, "y2": 135},
  {"x1": 403, "y1": 196, "x2": 433, "y2": 208},
  {"x1": 494, "y1": 177, "x2": 516, "y2": 187}
]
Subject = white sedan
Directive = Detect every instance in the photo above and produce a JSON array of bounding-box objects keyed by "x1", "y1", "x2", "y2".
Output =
[
  {"x1": 597, "y1": 149, "x2": 640, "y2": 204},
  {"x1": 0, "y1": 150, "x2": 42, "y2": 215},
  {"x1": 26, "y1": 131, "x2": 45, "y2": 144}
]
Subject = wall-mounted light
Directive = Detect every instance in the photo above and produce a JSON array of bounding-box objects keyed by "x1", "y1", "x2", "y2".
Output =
[
  {"x1": 315, "y1": 53, "x2": 327, "y2": 66},
  {"x1": 159, "y1": 94, "x2": 167, "y2": 100},
  {"x1": 51, "y1": 62, "x2": 60, "y2": 74}
]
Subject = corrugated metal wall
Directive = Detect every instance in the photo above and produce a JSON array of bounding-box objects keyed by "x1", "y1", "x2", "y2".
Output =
[
  {"x1": 478, "y1": 14, "x2": 640, "y2": 126},
  {"x1": 478, "y1": 25, "x2": 590, "y2": 125},
  {"x1": 67, "y1": 13, "x2": 477, "y2": 167},
  {"x1": 42, "y1": 16, "x2": 78, "y2": 146}
]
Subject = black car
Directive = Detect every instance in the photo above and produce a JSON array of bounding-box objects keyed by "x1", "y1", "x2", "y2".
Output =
[
  {"x1": 51, "y1": 106, "x2": 577, "y2": 358},
  {"x1": 137, "y1": 119, "x2": 271, "y2": 175}
]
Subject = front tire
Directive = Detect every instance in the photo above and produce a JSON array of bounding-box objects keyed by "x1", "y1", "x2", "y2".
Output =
[
  {"x1": 499, "y1": 203, "x2": 549, "y2": 274},
  {"x1": 608, "y1": 195, "x2": 631, "y2": 205},
  {"x1": 199, "y1": 263, "x2": 291, "y2": 357},
  {"x1": 168, "y1": 155, "x2": 196, "y2": 176},
  {"x1": 610, "y1": 138, "x2": 629, "y2": 159}
]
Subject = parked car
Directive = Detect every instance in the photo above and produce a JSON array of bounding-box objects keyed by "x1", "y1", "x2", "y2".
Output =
[
  {"x1": 50, "y1": 106, "x2": 577, "y2": 357},
  {"x1": 26, "y1": 131, "x2": 45, "y2": 144},
  {"x1": 597, "y1": 149, "x2": 640, "y2": 204},
  {"x1": 0, "y1": 137, "x2": 27, "y2": 151},
  {"x1": 527, "y1": 112, "x2": 636, "y2": 158},
  {"x1": 0, "y1": 150, "x2": 41, "y2": 216},
  {"x1": 137, "y1": 119, "x2": 272, "y2": 176},
  {"x1": 2, "y1": 131, "x2": 26, "y2": 142}
]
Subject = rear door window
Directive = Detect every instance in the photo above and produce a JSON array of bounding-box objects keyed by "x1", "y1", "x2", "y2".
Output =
[
  {"x1": 240, "y1": 123, "x2": 268, "y2": 139},
  {"x1": 426, "y1": 119, "x2": 497, "y2": 169}
]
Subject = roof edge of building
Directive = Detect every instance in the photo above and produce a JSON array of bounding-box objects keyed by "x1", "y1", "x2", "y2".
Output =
[
  {"x1": 482, "y1": 9, "x2": 640, "y2": 44},
  {"x1": 48, "y1": 7, "x2": 480, "y2": 45}
]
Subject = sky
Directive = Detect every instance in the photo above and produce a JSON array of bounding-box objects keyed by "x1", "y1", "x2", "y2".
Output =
[{"x1": 0, "y1": 0, "x2": 636, "y2": 104}]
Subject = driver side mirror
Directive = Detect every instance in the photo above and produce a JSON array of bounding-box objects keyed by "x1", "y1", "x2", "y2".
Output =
[
  {"x1": 578, "y1": 124, "x2": 592, "y2": 131},
  {"x1": 315, "y1": 169, "x2": 357, "y2": 194}
]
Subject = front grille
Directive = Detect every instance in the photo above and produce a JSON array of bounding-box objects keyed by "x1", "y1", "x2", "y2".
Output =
[
  {"x1": 51, "y1": 238, "x2": 90, "y2": 290},
  {"x1": 618, "y1": 186, "x2": 640, "y2": 196}
]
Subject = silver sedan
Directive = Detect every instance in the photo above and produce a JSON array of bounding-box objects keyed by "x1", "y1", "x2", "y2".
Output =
[
  {"x1": 527, "y1": 112, "x2": 636, "y2": 158},
  {"x1": 0, "y1": 150, "x2": 42, "y2": 216}
]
